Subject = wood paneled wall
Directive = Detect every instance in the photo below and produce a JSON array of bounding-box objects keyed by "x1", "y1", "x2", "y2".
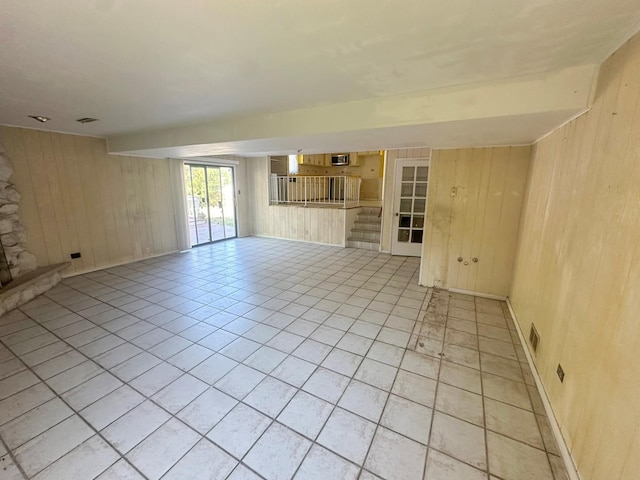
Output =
[
  {"x1": 1, "y1": 126, "x2": 179, "y2": 274},
  {"x1": 419, "y1": 146, "x2": 530, "y2": 296},
  {"x1": 510, "y1": 33, "x2": 640, "y2": 480},
  {"x1": 246, "y1": 157, "x2": 346, "y2": 245}
]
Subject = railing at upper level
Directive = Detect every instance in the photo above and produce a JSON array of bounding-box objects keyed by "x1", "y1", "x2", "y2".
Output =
[{"x1": 269, "y1": 175, "x2": 361, "y2": 208}]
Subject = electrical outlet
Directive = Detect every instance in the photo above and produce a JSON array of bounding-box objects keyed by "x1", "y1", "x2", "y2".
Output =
[
  {"x1": 70, "y1": 252, "x2": 81, "y2": 259},
  {"x1": 557, "y1": 364, "x2": 565, "y2": 383}
]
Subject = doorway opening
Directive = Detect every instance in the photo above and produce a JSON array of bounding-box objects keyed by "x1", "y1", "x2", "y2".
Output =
[{"x1": 184, "y1": 164, "x2": 237, "y2": 246}]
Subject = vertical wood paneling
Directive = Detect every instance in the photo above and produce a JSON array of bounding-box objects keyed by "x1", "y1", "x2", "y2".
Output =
[
  {"x1": 22, "y1": 129, "x2": 65, "y2": 264},
  {"x1": 0, "y1": 126, "x2": 179, "y2": 274},
  {"x1": 421, "y1": 149, "x2": 456, "y2": 286},
  {"x1": 49, "y1": 133, "x2": 78, "y2": 260},
  {"x1": 510, "y1": 33, "x2": 640, "y2": 480},
  {"x1": 92, "y1": 137, "x2": 119, "y2": 262},
  {"x1": 420, "y1": 145, "x2": 530, "y2": 296},
  {"x1": 245, "y1": 157, "x2": 346, "y2": 246},
  {"x1": 59, "y1": 132, "x2": 95, "y2": 269},
  {"x1": 465, "y1": 148, "x2": 492, "y2": 291}
]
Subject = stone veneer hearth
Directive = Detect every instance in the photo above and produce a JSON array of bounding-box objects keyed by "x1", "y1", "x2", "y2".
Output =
[
  {"x1": 0, "y1": 131, "x2": 37, "y2": 282},
  {"x1": 0, "y1": 129, "x2": 66, "y2": 317}
]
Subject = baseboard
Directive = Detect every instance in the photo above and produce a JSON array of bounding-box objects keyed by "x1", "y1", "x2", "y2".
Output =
[
  {"x1": 506, "y1": 298, "x2": 581, "y2": 480},
  {"x1": 62, "y1": 250, "x2": 182, "y2": 278},
  {"x1": 448, "y1": 287, "x2": 507, "y2": 301},
  {"x1": 251, "y1": 234, "x2": 344, "y2": 248}
]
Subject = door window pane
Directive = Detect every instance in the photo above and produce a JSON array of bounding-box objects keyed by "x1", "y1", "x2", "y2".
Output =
[
  {"x1": 400, "y1": 199, "x2": 412, "y2": 212},
  {"x1": 401, "y1": 183, "x2": 413, "y2": 196},
  {"x1": 411, "y1": 230, "x2": 424, "y2": 243},
  {"x1": 399, "y1": 215, "x2": 411, "y2": 228},
  {"x1": 414, "y1": 183, "x2": 427, "y2": 197},
  {"x1": 414, "y1": 199, "x2": 426, "y2": 213},
  {"x1": 412, "y1": 216, "x2": 424, "y2": 228},
  {"x1": 416, "y1": 167, "x2": 429, "y2": 181},
  {"x1": 398, "y1": 229, "x2": 410, "y2": 242},
  {"x1": 402, "y1": 167, "x2": 415, "y2": 181}
]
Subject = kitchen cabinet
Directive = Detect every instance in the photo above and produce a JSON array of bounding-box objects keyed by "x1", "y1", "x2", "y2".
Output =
[
  {"x1": 298, "y1": 154, "x2": 325, "y2": 166},
  {"x1": 299, "y1": 151, "x2": 383, "y2": 167}
]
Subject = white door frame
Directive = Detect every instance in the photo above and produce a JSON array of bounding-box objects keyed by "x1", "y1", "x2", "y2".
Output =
[{"x1": 391, "y1": 157, "x2": 431, "y2": 256}]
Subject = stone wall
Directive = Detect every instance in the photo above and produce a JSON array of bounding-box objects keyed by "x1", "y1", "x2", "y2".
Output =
[{"x1": 0, "y1": 132, "x2": 37, "y2": 280}]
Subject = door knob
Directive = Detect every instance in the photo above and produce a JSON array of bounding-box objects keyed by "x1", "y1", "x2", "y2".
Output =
[{"x1": 395, "y1": 213, "x2": 399, "y2": 216}]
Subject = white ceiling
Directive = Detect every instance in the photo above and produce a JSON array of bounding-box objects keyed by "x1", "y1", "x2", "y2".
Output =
[{"x1": 1, "y1": 0, "x2": 639, "y2": 154}]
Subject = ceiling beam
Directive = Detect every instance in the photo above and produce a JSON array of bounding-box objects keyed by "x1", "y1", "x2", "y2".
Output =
[{"x1": 108, "y1": 64, "x2": 599, "y2": 158}]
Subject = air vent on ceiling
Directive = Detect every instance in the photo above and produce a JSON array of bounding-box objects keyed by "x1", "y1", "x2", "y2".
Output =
[
  {"x1": 76, "y1": 117, "x2": 99, "y2": 124},
  {"x1": 529, "y1": 323, "x2": 540, "y2": 354},
  {"x1": 28, "y1": 115, "x2": 50, "y2": 123}
]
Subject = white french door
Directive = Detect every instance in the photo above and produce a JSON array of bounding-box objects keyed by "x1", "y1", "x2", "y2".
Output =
[{"x1": 391, "y1": 159, "x2": 430, "y2": 256}]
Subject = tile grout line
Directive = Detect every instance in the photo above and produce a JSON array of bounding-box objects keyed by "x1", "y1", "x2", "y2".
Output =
[
  {"x1": 476, "y1": 295, "x2": 492, "y2": 480},
  {"x1": 419, "y1": 287, "x2": 448, "y2": 479},
  {"x1": 0, "y1": 336, "x2": 148, "y2": 480},
  {"x1": 0, "y1": 433, "x2": 29, "y2": 480},
  {"x1": 213, "y1": 261, "x2": 426, "y2": 477},
  {"x1": 1, "y1": 241, "x2": 435, "y2": 479}
]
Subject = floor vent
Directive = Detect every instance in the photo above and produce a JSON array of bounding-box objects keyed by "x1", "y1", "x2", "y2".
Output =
[{"x1": 529, "y1": 323, "x2": 540, "y2": 353}]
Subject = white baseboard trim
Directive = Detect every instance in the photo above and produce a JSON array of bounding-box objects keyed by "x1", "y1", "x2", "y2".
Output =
[
  {"x1": 506, "y1": 298, "x2": 581, "y2": 480},
  {"x1": 448, "y1": 287, "x2": 507, "y2": 301},
  {"x1": 251, "y1": 234, "x2": 344, "y2": 248},
  {"x1": 62, "y1": 250, "x2": 182, "y2": 278}
]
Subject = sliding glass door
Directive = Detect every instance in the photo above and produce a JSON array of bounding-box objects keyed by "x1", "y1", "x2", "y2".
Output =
[{"x1": 184, "y1": 164, "x2": 237, "y2": 246}]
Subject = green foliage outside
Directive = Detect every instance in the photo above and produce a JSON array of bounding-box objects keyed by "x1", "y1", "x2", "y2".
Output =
[{"x1": 184, "y1": 165, "x2": 235, "y2": 227}]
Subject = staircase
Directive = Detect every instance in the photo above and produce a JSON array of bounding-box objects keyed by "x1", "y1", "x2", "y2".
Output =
[{"x1": 346, "y1": 207, "x2": 381, "y2": 250}]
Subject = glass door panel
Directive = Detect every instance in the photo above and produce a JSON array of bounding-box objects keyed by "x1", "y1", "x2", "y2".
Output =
[
  {"x1": 187, "y1": 165, "x2": 210, "y2": 245},
  {"x1": 184, "y1": 164, "x2": 237, "y2": 246},
  {"x1": 220, "y1": 167, "x2": 237, "y2": 238},
  {"x1": 207, "y1": 167, "x2": 224, "y2": 242}
]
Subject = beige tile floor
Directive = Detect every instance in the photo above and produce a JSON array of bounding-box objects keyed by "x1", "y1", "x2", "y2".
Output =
[{"x1": 0, "y1": 237, "x2": 569, "y2": 480}]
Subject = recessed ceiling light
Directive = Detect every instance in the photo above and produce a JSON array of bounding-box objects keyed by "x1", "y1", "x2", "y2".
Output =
[
  {"x1": 28, "y1": 115, "x2": 50, "y2": 123},
  {"x1": 76, "y1": 117, "x2": 99, "y2": 124}
]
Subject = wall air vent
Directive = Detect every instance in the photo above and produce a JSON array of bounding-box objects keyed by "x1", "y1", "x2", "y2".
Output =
[
  {"x1": 529, "y1": 323, "x2": 540, "y2": 354},
  {"x1": 76, "y1": 117, "x2": 99, "y2": 123}
]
